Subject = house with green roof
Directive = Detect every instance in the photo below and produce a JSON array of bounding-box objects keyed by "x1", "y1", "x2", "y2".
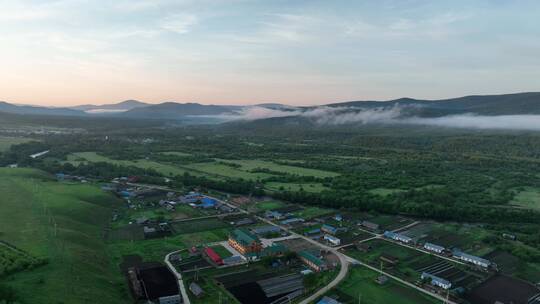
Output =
[
  {"x1": 298, "y1": 250, "x2": 327, "y2": 272},
  {"x1": 228, "y1": 228, "x2": 262, "y2": 255}
]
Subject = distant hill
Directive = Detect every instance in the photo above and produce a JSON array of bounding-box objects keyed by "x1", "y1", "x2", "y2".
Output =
[
  {"x1": 1, "y1": 92, "x2": 540, "y2": 122},
  {"x1": 119, "y1": 102, "x2": 237, "y2": 119},
  {"x1": 0, "y1": 101, "x2": 86, "y2": 116},
  {"x1": 71, "y1": 100, "x2": 149, "y2": 113},
  {"x1": 328, "y1": 92, "x2": 540, "y2": 116}
]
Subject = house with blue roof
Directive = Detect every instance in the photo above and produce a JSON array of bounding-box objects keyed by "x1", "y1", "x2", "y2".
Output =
[
  {"x1": 321, "y1": 224, "x2": 338, "y2": 235},
  {"x1": 421, "y1": 272, "x2": 452, "y2": 289}
]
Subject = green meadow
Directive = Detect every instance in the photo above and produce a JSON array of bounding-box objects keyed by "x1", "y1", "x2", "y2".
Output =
[
  {"x1": 0, "y1": 137, "x2": 35, "y2": 152},
  {"x1": 0, "y1": 168, "x2": 127, "y2": 304}
]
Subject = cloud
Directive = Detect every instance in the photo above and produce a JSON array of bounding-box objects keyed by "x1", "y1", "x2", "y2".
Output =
[
  {"x1": 301, "y1": 106, "x2": 402, "y2": 125},
  {"x1": 216, "y1": 105, "x2": 540, "y2": 131},
  {"x1": 403, "y1": 114, "x2": 540, "y2": 131},
  {"x1": 207, "y1": 106, "x2": 300, "y2": 121},
  {"x1": 159, "y1": 13, "x2": 198, "y2": 34}
]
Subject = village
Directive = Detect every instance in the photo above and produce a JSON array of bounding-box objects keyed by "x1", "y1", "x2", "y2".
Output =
[{"x1": 77, "y1": 175, "x2": 540, "y2": 304}]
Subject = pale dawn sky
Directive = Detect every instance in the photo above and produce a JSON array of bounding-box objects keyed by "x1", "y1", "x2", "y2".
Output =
[{"x1": 0, "y1": 0, "x2": 539, "y2": 106}]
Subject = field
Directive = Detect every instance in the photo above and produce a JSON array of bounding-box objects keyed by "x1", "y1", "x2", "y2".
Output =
[
  {"x1": 0, "y1": 137, "x2": 34, "y2": 152},
  {"x1": 253, "y1": 200, "x2": 285, "y2": 211},
  {"x1": 0, "y1": 168, "x2": 128, "y2": 304},
  {"x1": 293, "y1": 206, "x2": 334, "y2": 219},
  {"x1": 183, "y1": 161, "x2": 274, "y2": 180},
  {"x1": 328, "y1": 266, "x2": 439, "y2": 304},
  {"x1": 170, "y1": 218, "x2": 231, "y2": 234},
  {"x1": 368, "y1": 188, "x2": 406, "y2": 196},
  {"x1": 265, "y1": 182, "x2": 329, "y2": 193},
  {"x1": 66, "y1": 152, "x2": 194, "y2": 177},
  {"x1": 217, "y1": 159, "x2": 339, "y2": 178},
  {"x1": 159, "y1": 151, "x2": 193, "y2": 157},
  {"x1": 510, "y1": 187, "x2": 540, "y2": 210}
]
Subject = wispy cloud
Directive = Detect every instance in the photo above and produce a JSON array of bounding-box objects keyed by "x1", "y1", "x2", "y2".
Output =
[
  {"x1": 404, "y1": 114, "x2": 540, "y2": 131},
  {"x1": 159, "y1": 13, "x2": 198, "y2": 34},
  {"x1": 217, "y1": 105, "x2": 540, "y2": 131},
  {"x1": 344, "y1": 11, "x2": 472, "y2": 40}
]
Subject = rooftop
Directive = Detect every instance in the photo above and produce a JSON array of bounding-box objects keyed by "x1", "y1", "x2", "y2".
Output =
[
  {"x1": 299, "y1": 250, "x2": 324, "y2": 266},
  {"x1": 231, "y1": 228, "x2": 259, "y2": 246}
]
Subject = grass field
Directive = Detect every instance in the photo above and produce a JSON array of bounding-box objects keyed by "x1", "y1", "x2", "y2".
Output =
[
  {"x1": 294, "y1": 206, "x2": 334, "y2": 219},
  {"x1": 253, "y1": 200, "x2": 285, "y2": 211},
  {"x1": 159, "y1": 151, "x2": 193, "y2": 157},
  {"x1": 510, "y1": 187, "x2": 540, "y2": 210},
  {"x1": 0, "y1": 137, "x2": 35, "y2": 152},
  {"x1": 218, "y1": 159, "x2": 339, "y2": 178},
  {"x1": 183, "y1": 161, "x2": 274, "y2": 180},
  {"x1": 0, "y1": 168, "x2": 128, "y2": 304},
  {"x1": 265, "y1": 182, "x2": 329, "y2": 193},
  {"x1": 368, "y1": 188, "x2": 406, "y2": 196},
  {"x1": 66, "y1": 152, "x2": 194, "y2": 177},
  {"x1": 171, "y1": 218, "x2": 231, "y2": 234},
  {"x1": 328, "y1": 266, "x2": 439, "y2": 304}
]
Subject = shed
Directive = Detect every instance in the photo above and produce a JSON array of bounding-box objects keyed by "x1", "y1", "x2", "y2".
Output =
[{"x1": 189, "y1": 282, "x2": 204, "y2": 298}]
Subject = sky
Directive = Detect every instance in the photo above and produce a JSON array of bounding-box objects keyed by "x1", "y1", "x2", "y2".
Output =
[{"x1": 0, "y1": 0, "x2": 539, "y2": 107}]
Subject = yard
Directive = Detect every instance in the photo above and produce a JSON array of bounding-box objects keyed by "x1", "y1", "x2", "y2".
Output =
[{"x1": 327, "y1": 266, "x2": 440, "y2": 304}]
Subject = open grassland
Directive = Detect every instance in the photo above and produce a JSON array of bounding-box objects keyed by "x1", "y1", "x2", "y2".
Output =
[
  {"x1": 218, "y1": 159, "x2": 339, "y2": 177},
  {"x1": 66, "y1": 152, "x2": 195, "y2": 177},
  {"x1": 329, "y1": 266, "x2": 439, "y2": 304},
  {"x1": 265, "y1": 182, "x2": 329, "y2": 193},
  {"x1": 0, "y1": 168, "x2": 127, "y2": 304},
  {"x1": 0, "y1": 137, "x2": 35, "y2": 152},
  {"x1": 183, "y1": 161, "x2": 274, "y2": 180},
  {"x1": 510, "y1": 187, "x2": 540, "y2": 210}
]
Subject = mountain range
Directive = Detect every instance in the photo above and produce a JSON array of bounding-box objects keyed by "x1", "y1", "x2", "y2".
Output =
[{"x1": 1, "y1": 92, "x2": 539, "y2": 122}]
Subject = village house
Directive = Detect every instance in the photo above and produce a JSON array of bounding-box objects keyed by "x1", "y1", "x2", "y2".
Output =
[
  {"x1": 424, "y1": 242, "x2": 445, "y2": 254},
  {"x1": 421, "y1": 272, "x2": 452, "y2": 289},
  {"x1": 203, "y1": 247, "x2": 223, "y2": 266},
  {"x1": 228, "y1": 229, "x2": 263, "y2": 255},
  {"x1": 324, "y1": 234, "x2": 341, "y2": 246},
  {"x1": 453, "y1": 250, "x2": 491, "y2": 268},
  {"x1": 383, "y1": 231, "x2": 412, "y2": 244},
  {"x1": 298, "y1": 250, "x2": 327, "y2": 272},
  {"x1": 360, "y1": 220, "x2": 380, "y2": 231},
  {"x1": 189, "y1": 282, "x2": 204, "y2": 298}
]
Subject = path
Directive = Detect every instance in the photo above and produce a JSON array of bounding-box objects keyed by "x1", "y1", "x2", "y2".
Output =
[{"x1": 164, "y1": 251, "x2": 191, "y2": 304}]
